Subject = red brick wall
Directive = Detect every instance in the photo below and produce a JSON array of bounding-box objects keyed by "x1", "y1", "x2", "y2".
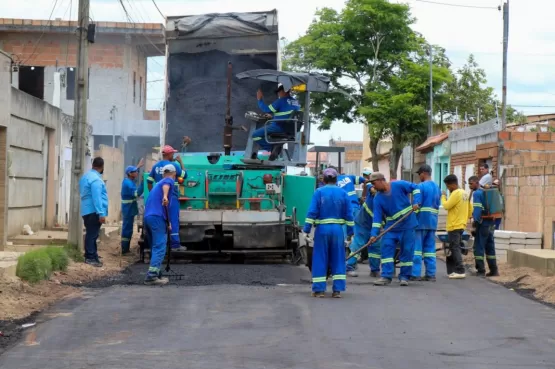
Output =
[
  {"x1": 0, "y1": 34, "x2": 125, "y2": 68},
  {"x1": 504, "y1": 166, "x2": 555, "y2": 248},
  {"x1": 499, "y1": 131, "x2": 555, "y2": 168}
]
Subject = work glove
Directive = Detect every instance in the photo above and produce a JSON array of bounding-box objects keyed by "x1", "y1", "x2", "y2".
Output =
[{"x1": 303, "y1": 232, "x2": 312, "y2": 243}]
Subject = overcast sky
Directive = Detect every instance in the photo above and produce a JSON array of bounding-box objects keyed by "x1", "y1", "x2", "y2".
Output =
[{"x1": 3, "y1": 0, "x2": 554, "y2": 145}]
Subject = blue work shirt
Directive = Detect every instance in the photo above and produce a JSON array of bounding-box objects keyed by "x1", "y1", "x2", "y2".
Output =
[
  {"x1": 79, "y1": 169, "x2": 108, "y2": 217},
  {"x1": 147, "y1": 160, "x2": 186, "y2": 195},
  {"x1": 337, "y1": 175, "x2": 365, "y2": 204},
  {"x1": 121, "y1": 177, "x2": 142, "y2": 218},
  {"x1": 303, "y1": 185, "x2": 355, "y2": 236},
  {"x1": 144, "y1": 177, "x2": 176, "y2": 222},
  {"x1": 371, "y1": 180, "x2": 422, "y2": 237},
  {"x1": 257, "y1": 94, "x2": 301, "y2": 131},
  {"x1": 472, "y1": 189, "x2": 494, "y2": 226},
  {"x1": 355, "y1": 184, "x2": 377, "y2": 229},
  {"x1": 416, "y1": 180, "x2": 441, "y2": 230}
]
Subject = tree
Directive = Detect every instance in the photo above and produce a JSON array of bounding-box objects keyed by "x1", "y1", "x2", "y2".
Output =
[
  {"x1": 361, "y1": 41, "x2": 453, "y2": 178},
  {"x1": 436, "y1": 54, "x2": 527, "y2": 125},
  {"x1": 283, "y1": 0, "x2": 418, "y2": 172}
]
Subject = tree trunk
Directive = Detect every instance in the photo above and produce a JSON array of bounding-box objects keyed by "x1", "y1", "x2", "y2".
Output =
[
  {"x1": 369, "y1": 136, "x2": 380, "y2": 172},
  {"x1": 389, "y1": 134, "x2": 403, "y2": 180}
]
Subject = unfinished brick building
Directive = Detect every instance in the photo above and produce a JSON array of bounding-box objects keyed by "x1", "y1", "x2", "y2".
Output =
[{"x1": 0, "y1": 18, "x2": 164, "y2": 166}]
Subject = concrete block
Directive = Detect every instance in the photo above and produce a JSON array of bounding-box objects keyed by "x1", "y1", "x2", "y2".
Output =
[
  {"x1": 510, "y1": 232, "x2": 527, "y2": 239},
  {"x1": 525, "y1": 238, "x2": 542, "y2": 245},
  {"x1": 508, "y1": 249, "x2": 555, "y2": 276},
  {"x1": 0, "y1": 261, "x2": 17, "y2": 278},
  {"x1": 525, "y1": 244, "x2": 542, "y2": 250},
  {"x1": 508, "y1": 244, "x2": 527, "y2": 249},
  {"x1": 525, "y1": 232, "x2": 542, "y2": 239},
  {"x1": 494, "y1": 230, "x2": 511, "y2": 239},
  {"x1": 496, "y1": 243, "x2": 512, "y2": 250},
  {"x1": 494, "y1": 238, "x2": 510, "y2": 244}
]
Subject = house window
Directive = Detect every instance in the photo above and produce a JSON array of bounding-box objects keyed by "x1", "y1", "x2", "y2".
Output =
[
  {"x1": 18, "y1": 66, "x2": 44, "y2": 100},
  {"x1": 139, "y1": 76, "x2": 142, "y2": 107},
  {"x1": 133, "y1": 71, "x2": 136, "y2": 104},
  {"x1": 66, "y1": 67, "x2": 90, "y2": 100}
]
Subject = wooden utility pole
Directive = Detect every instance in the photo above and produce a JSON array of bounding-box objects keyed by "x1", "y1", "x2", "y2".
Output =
[
  {"x1": 501, "y1": 0, "x2": 509, "y2": 130},
  {"x1": 68, "y1": 0, "x2": 90, "y2": 249}
]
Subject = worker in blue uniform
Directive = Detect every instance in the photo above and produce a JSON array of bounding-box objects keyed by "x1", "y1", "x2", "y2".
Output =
[
  {"x1": 368, "y1": 172, "x2": 421, "y2": 286},
  {"x1": 143, "y1": 164, "x2": 178, "y2": 286},
  {"x1": 411, "y1": 164, "x2": 441, "y2": 282},
  {"x1": 303, "y1": 168, "x2": 354, "y2": 298},
  {"x1": 253, "y1": 83, "x2": 301, "y2": 161},
  {"x1": 346, "y1": 183, "x2": 382, "y2": 278},
  {"x1": 120, "y1": 159, "x2": 145, "y2": 254},
  {"x1": 337, "y1": 171, "x2": 366, "y2": 238},
  {"x1": 469, "y1": 176, "x2": 500, "y2": 277},
  {"x1": 147, "y1": 145, "x2": 187, "y2": 251}
]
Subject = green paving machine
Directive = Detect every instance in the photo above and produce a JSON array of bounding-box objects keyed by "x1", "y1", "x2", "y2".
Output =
[{"x1": 139, "y1": 70, "x2": 331, "y2": 264}]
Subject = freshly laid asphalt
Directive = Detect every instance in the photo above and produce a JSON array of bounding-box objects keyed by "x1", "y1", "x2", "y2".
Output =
[{"x1": 2, "y1": 262, "x2": 555, "y2": 369}]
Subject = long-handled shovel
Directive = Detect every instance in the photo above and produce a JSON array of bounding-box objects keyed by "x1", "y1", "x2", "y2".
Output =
[{"x1": 345, "y1": 210, "x2": 415, "y2": 261}]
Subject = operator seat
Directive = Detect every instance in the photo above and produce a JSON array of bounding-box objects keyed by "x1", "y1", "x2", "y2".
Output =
[
  {"x1": 267, "y1": 110, "x2": 304, "y2": 142},
  {"x1": 267, "y1": 110, "x2": 304, "y2": 161}
]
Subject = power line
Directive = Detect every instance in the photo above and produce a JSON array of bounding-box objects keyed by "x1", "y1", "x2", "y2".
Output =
[
  {"x1": 415, "y1": 0, "x2": 499, "y2": 10},
  {"x1": 151, "y1": 0, "x2": 165, "y2": 19},
  {"x1": 21, "y1": 0, "x2": 62, "y2": 65}
]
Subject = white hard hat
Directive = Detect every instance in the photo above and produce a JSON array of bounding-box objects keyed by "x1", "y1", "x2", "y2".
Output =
[{"x1": 362, "y1": 167, "x2": 372, "y2": 175}]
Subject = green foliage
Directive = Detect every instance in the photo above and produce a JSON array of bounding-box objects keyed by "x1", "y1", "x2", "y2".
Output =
[
  {"x1": 44, "y1": 246, "x2": 69, "y2": 272},
  {"x1": 63, "y1": 243, "x2": 84, "y2": 262},
  {"x1": 283, "y1": 0, "x2": 418, "y2": 131},
  {"x1": 283, "y1": 0, "x2": 525, "y2": 177},
  {"x1": 16, "y1": 246, "x2": 73, "y2": 283},
  {"x1": 16, "y1": 249, "x2": 53, "y2": 284}
]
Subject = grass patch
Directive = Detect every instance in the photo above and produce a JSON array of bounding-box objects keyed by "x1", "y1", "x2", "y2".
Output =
[
  {"x1": 16, "y1": 246, "x2": 74, "y2": 283},
  {"x1": 63, "y1": 244, "x2": 84, "y2": 263},
  {"x1": 16, "y1": 249, "x2": 53, "y2": 283},
  {"x1": 44, "y1": 246, "x2": 69, "y2": 271}
]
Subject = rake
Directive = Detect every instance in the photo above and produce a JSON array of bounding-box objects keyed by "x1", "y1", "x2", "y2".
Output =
[{"x1": 161, "y1": 204, "x2": 185, "y2": 281}]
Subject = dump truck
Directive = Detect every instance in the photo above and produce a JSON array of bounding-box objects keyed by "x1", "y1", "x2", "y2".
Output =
[{"x1": 138, "y1": 11, "x2": 331, "y2": 266}]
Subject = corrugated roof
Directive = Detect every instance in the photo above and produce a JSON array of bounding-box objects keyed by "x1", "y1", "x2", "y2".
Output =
[{"x1": 416, "y1": 132, "x2": 449, "y2": 153}]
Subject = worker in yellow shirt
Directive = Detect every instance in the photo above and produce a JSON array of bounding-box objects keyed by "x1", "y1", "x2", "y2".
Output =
[{"x1": 441, "y1": 174, "x2": 470, "y2": 279}]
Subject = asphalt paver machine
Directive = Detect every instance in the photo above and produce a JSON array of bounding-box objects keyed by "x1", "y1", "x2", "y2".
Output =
[{"x1": 139, "y1": 69, "x2": 332, "y2": 266}]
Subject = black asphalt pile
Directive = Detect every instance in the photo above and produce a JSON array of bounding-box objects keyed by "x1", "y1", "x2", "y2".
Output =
[
  {"x1": 165, "y1": 50, "x2": 277, "y2": 152},
  {"x1": 74, "y1": 263, "x2": 310, "y2": 288}
]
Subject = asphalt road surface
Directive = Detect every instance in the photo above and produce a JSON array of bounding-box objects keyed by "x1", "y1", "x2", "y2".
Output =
[{"x1": 2, "y1": 262, "x2": 555, "y2": 369}]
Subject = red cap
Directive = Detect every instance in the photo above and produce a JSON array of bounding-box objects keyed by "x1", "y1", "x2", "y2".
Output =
[{"x1": 161, "y1": 145, "x2": 177, "y2": 154}]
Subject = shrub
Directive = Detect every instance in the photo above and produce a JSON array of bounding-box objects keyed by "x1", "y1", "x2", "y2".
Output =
[
  {"x1": 16, "y1": 249, "x2": 53, "y2": 283},
  {"x1": 63, "y1": 244, "x2": 84, "y2": 262},
  {"x1": 44, "y1": 246, "x2": 69, "y2": 271}
]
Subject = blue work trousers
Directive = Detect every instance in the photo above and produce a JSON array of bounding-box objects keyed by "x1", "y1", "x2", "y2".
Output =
[
  {"x1": 144, "y1": 215, "x2": 168, "y2": 280},
  {"x1": 381, "y1": 229, "x2": 415, "y2": 281},
  {"x1": 169, "y1": 197, "x2": 181, "y2": 249},
  {"x1": 343, "y1": 203, "x2": 360, "y2": 239},
  {"x1": 412, "y1": 229, "x2": 437, "y2": 278},
  {"x1": 346, "y1": 224, "x2": 381, "y2": 272},
  {"x1": 121, "y1": 215, "x2": 134, "y2": 252},
  {"x1": 252, "y1": 123, "x2": 284, "y2": 151},
  {"x1": 312, "y1": 224, "x2": 346, "y2": 293},
  {"x1": 474, "y1": 223, "x2": 498, "y2": 273},
  {"x1": 83, "y1": 213, "x2": 101, "y2": 261}
]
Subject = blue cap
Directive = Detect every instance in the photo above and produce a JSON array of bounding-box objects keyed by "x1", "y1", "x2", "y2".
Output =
[
  {"x1": 125, "y1": 166, "x2": 138, "y2": 175},
  {"x1": 323, "y1": 168, "x2": 338, "y2": 178}
]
